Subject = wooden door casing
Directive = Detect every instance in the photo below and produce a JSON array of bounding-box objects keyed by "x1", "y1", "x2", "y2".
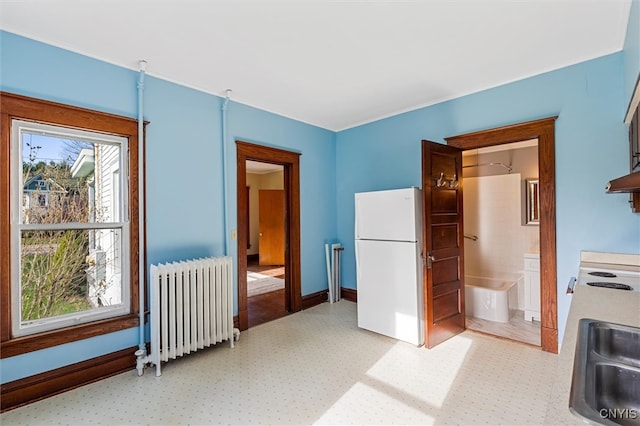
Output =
[
  {"x1": 236, "y1": 141, "x2": 302, "y2": 331},
  {"x1": 422, "y1": 140, "x2": 465, "y2": 348},
  {"x1": 259, "y1": 189, "x2": 285, "y2": 265},
  {"x1": 445, "y1": 116, "x2": 558, "y2": 353}
]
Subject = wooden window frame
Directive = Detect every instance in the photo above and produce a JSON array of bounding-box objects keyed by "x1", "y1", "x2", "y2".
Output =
[{"x1": 1, "y1": 92, "x2": 140, "y2": 358}]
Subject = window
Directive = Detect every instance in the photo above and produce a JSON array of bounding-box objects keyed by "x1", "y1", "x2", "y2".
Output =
[
  {"x1": 11, "y1": 121, "x2": 130, "y2": 336},
  {"x1": 1, "y1": 93, "x2": 140, "y2": 357}
]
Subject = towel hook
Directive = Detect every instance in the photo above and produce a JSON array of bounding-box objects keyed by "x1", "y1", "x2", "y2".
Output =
[{"x1": 449, "y1": 173, "x2": 459, "y2": 188}]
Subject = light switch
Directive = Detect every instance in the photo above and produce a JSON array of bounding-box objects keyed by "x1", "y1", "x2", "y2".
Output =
[{"x1": 231, "y1": 229, "x2": 237, "y2": 240}]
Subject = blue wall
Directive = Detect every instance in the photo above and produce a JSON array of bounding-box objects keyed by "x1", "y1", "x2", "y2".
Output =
[
  {"x1": 226, "y1": 102, "x2": 337, "y2": 297},
  {"x1": 336, "y1": 52, "x2": 639, "y2": 345},
  {"x1": 0, "y1": 31, "x2": 336, "y2": 383},
  {"x1": 2, "y1": 8, "x2": 639, "y2": 384},
  {"x1": 624, "y1": 0, "x2": 639, "y2": 105}
]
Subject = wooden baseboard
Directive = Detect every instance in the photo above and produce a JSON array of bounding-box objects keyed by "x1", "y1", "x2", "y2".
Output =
[
  {"x1": 1, "y1": 346, "x2": 137, "y2": 413},
  {"x1": 302, "y1": 290, "x2": 328, "y2": 310},
  {"x1": 341, "y1": 287, "x2": 357, "y2": 302},
  {"x1": 301, "y1": 288, "x2": 356, "y2": 305}
]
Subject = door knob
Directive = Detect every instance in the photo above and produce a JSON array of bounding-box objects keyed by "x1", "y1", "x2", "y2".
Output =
[{"x1": 426, "y1": 253, "x2": 435, "y2": 268}]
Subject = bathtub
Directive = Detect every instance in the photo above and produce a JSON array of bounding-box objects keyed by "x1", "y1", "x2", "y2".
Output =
[{"x1": 465, "y1": 275, "x2": 517, "y2": 323}]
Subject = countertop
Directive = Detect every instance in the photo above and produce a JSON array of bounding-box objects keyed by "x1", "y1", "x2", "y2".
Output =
[{"x1": 543, "y1": 284, "x2": 640, "y2": 425}]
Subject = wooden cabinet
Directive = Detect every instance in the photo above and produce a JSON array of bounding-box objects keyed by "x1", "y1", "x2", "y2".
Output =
[
  {"x1": 631, "y1": 104, "x2": 639, "y2": 171},
  {"x1": 630, "y1": 106, "x2": 640, "y2": 212},
  {"x1": 608, "y1": 103, "x2": 640, "y2": 211},
  {"x1": 524, "y1": 253, "x2": 540, "y2": 322}
]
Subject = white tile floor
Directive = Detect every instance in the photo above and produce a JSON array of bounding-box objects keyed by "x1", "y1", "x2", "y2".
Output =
[
  {"x1": 1, "y1": 301, "x2": 560, "y2": 425},
  {"x1": 466, "y1": 309, "x2": 541, "y2": 346}
]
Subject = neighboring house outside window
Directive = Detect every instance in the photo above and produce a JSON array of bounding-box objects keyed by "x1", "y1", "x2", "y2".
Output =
[
  {"x1": 0, "y1": 93, "x2": 140, "y2": 358},
  {"x1": 70, "y1": 146, "x2": 124, "y2": 310},
  {"x1": 22, "y1": 175, "x2": 66, "y2": 223}
]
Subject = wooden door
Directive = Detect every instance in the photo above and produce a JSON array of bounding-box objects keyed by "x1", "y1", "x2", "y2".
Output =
[
  {"x1": 259, "y1": 189, "x2": 285, "y2": 265},
  {"x1": 422, "y1": 140, "x2": 465, "y2": 348}
]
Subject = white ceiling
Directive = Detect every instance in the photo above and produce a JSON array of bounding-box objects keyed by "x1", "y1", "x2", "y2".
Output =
[
  {"x1": 246, "y1": 160, "x2": 283, "y2": 174},
  {"x1": 0, "y1": 0, "x2": 632, "y2": 131}
]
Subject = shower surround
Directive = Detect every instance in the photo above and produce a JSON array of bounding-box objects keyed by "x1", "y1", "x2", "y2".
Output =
[{"x1": 463, "y1": 174, "x2": 539, "y2": 312}]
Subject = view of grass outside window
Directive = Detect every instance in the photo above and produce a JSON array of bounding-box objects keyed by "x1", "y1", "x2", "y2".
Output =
[{"x1": 13, "y1": 121, "x2": 129, "y2": 336}]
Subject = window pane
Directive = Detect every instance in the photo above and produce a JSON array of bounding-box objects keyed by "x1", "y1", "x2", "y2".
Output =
[
  {"x1": 20, "y1": 228, "x2": 123, "y2": 324},
  {"x1": 21, "y1": 132, "x2": 122, "y2": 225}
]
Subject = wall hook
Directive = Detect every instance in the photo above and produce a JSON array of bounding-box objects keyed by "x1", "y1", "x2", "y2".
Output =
[{"x1": 449, "y1": 173, "x2": 459, "y2": 188}]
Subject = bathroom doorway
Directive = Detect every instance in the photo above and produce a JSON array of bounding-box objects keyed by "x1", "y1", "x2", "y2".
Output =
[
  {"x1": 446, "y1": 116, "x2": 558, "y2": 354},
  {"x1": 461, "y1": 139, "x2": 541, "y2": 346}
]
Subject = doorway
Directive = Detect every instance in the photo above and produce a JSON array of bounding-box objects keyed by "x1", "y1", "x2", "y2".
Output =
[
  {"x1": 461, "y1": 139, "x2": 541, "y2": 346},
  {"x1": 236, "y1": 141, "x2": 302, "y2": 331},
  {"x1": 445, "y1": 116, "x2": 558, "y2": 354},
  {"x1": 246, "y1": 162, "x2": 286, "y2": 327}
]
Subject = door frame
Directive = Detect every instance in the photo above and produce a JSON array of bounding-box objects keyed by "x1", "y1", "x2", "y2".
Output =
[
  {"x1": 236, "y1": 141, "x2": 302, "y2": 331},
  {"x1": 445, "y1": 116, "x2": 558, "y2": 354}
]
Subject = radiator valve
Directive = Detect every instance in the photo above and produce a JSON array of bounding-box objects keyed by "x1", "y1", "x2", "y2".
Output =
[{"x1": 135, "y1": 349, "x2": 149, "y2": 376}]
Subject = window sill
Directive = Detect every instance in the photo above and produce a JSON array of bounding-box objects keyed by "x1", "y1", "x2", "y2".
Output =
[{"x1": 0, "y1": 314, "x2": 139, "y2": 358}]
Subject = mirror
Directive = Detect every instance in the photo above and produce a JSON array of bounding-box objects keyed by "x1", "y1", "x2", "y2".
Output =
[{"x1": 525, "y1": 179, "x2": 540, "y2": 225}]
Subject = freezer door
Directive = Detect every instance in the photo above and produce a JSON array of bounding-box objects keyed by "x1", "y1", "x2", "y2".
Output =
[
  {"x1": 355, "y1": 187, "x2": 421, "y2": 242},
  {"x1": 355, "y1": 239, "x2": 424, "y2": 346}
]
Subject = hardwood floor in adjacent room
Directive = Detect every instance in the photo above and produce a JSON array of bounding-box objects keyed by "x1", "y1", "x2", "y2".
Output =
[
  {"x1": 247, "y1": 257, "x2": 288, "y2": 328},
  {"x1": 248, "y1": 289, "x2": 288, "y2": 328}
]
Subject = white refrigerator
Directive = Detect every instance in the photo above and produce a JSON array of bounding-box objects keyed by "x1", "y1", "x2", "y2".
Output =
[{"x1": 355, "y1": 187, "x2": 424, "y2": 346}]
